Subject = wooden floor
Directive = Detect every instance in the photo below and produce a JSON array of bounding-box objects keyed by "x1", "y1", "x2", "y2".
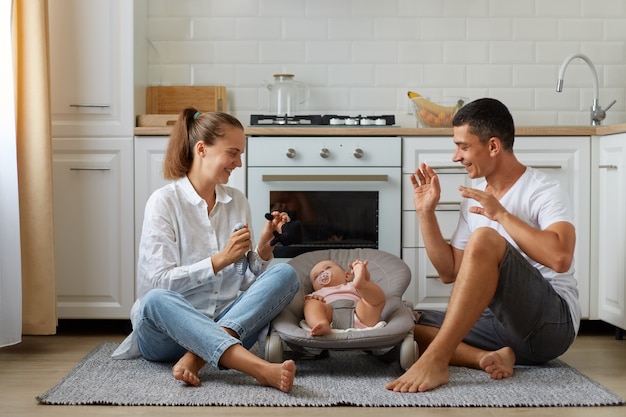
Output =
[{"x1": 1, "y1": 320, "x2": 624, "y2": 417}]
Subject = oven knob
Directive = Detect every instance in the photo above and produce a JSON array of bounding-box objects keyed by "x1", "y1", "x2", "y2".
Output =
[
  {"x1": 353, "y1": 148, "x2": 363, "y2": 159},
  {"x1": 320, "y1": 148, "x2": 330, "y2": 158},
  {"x1": 286, "y1": 148, "x2": 296, "y2": 158}
]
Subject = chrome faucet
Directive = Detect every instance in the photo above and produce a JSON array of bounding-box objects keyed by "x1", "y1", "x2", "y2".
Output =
[{"x1": 556, "y1": 53, "x2": 616, "y2": 126}]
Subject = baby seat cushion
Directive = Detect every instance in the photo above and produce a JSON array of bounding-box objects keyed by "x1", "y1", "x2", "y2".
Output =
[{"x1": 270, "y1": 248, "x2": 415, "y2": 351}]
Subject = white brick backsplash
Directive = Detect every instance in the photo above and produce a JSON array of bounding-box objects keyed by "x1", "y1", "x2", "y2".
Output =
[
  {"x1": 192, "y1": 18, "x2": 236, "y2": 41},
  {"x1": 284, "y1": 18, "x2": 328, "y2": 40},
  {"x1": 559, "y1": 19, "x2": 604, "y2": 41},
  {"x1": 306, "y1": 42, "x2": 352, "y2": 64},
  {"x1": 419, "y1": 19, "x2": 467, "y2": 41},
  {"x1": 467, "y1": 18, "x2": 513, "y2": 41},
  {"x1": 535, "y1": 0, "x2": 580, "y2": 18},
  {"x1": 374, "y1": 18, "x2": 418, "y2": 41},
  {"x1": 148, "y1": 18, "x2": 190, "y2": 41},
  {"x1": 329, "y1": 64, "x2": 374, "y2": 86},
  {"x1": 489, "y1": 42, "x2": 534, "y2": 64},
  {"x1": 490, "y1": 0, "x2": 534, "y2": 18},
  {"x1": 467, "y1": 65, "x2": 512, "y2": 88},
  {"x1": 258, "y1": 0, "x2": 304, "y2": 17},
  {"x1": 259, "y1": 41, "x2": 306, "y2": 63},
  {"x1": 513, "y1": 65, "x2": 556, "y2": 88},
  {"x1": 236, "y1": 18, "x2": 282, "y2": 40},
  {"x1": 142, "y1": 0, "x2": 626, "y2": 126},
  {"x1": 445, "y1": 42, "x2": 489, "y2": 64},
  {"x1": 352, "y1": 42, "x2": 398, "y2": 64},
  {"x1": 513, "y1": 19, "x2": 558, "y2": 41}
]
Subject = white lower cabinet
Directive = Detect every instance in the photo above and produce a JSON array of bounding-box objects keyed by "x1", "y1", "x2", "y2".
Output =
[
  {"x1": 53, "y1": 138, "x2": 134, "y2": 318},
  {"x1": 401, "y1": 137, "x2": 591, "y2": 319},
  {"x1": 593, "y1": 133, "x2": 626, "y2": 334}
]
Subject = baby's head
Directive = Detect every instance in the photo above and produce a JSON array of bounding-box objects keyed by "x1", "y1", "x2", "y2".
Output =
[{"x1": 309, "y1": 260, "x2": 351, "y2": 291}]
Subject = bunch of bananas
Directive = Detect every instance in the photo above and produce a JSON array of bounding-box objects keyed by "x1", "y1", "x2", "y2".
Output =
[{"x1": 407, "y1": 91, "x2": 465, "y2": 127}]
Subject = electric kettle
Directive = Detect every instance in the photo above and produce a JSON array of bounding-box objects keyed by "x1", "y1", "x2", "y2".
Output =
[{"x1": 265, "y1": 74, "x2": 309, "y2": 117}]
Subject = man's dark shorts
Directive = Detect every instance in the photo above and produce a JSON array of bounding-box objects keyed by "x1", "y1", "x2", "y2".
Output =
[{"x1": 417, "y1": 242, "x2": 576, "y2": 365}]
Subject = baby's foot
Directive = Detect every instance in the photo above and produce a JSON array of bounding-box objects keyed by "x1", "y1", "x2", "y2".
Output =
[{"x1": 310, "y1": 322, "x2": 332, "y2": 336}]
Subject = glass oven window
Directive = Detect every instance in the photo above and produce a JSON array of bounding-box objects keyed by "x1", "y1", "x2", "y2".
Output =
[{"x1": 269, "y1": 191, "x2": 378, "y2": 258}]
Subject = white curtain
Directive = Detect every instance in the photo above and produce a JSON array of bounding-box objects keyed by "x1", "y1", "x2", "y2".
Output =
[{"x1": 0, "y1": 0, "x2": 23, "y2": 348}]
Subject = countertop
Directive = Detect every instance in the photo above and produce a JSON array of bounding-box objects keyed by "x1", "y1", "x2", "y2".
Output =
[{"x1": 134, "y1": 123, "x2": 626, "y2": 137}]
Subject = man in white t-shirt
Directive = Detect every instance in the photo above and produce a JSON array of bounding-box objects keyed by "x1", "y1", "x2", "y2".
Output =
[{"x1": 387, "y1": 98, "x2": 580, "y2": 393}]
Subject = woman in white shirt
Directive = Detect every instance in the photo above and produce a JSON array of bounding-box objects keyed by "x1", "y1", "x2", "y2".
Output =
[{"x1": 112, "y1": 109, "x2": 300, "y2": 393}]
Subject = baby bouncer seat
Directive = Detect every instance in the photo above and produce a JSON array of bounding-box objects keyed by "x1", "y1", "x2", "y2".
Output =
[{"x1": 264, "y1": 248, "x2": 418, "y2": 370}]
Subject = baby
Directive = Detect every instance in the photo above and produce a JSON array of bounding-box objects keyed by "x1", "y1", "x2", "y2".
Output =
[{"x1": 303, "y1": 259, "x2": 386, "y2": 336}]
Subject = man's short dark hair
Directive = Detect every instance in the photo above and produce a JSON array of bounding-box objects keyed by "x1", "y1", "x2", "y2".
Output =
[{"x1": 452, "y1": 98, "x2": 515, "y2": 150}]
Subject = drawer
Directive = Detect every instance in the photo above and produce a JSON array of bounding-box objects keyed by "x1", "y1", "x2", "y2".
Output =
[
  {"x1": 402, "y1": 172, "x2": 465, "y2": 211},
  {"x1": 402, "y1": 210, "x2": 459, "y2": 248}
]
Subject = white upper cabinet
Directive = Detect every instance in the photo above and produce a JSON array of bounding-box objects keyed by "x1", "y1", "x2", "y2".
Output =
[{"x1": 48, "y1": 0, "x2": 133, "y2": 137}]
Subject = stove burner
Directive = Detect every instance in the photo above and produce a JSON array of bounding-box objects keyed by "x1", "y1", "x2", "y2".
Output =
[{"x1": 250, "y1": 114, "x2": 395, "y2": 126}]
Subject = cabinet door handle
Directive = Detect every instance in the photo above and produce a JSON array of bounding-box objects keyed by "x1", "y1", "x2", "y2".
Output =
[
  {"x1": 69, "y1": 167, "x2": 111, "y2": 171},
  {"x1": 529, "y1": 164, "x2": 562, "y2": 169},
  {"x1": 69, "y1": 103, "x2": 111, "y2": 108},
  {"x1": 263, "y1": 174, "x2": 387, "y2": 182},
  {"x1": 429, "y1": 165, "x2": 465, "y2": 171},
  {"x1": 598, "y1": 164, "x2": 618, "y2": 169}
]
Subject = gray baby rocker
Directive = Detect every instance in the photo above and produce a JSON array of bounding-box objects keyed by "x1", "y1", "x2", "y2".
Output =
[{"x1": 264, "y1": 248, "x2": 418, "y2": 370}]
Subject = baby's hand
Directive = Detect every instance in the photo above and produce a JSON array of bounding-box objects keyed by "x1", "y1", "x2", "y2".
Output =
[{"x1": 304, "y1": 294, "x2": 326, "y2": 303}]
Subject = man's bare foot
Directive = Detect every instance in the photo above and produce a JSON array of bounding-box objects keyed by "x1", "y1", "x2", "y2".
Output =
[
  {"x1": 310, "y1": 322, "x2": 332, "y2": 336},
  {"x1": 385, "y1": 356, "x2": 450, "y2": 393},
  {"x1": 479, "y1": 347, "x2": 515, "y2": 380},
  {"x1": 256, "y1": 360, "x2": 296, "y2": 393},
  {"x1": 172, "y1": 351, "x2": 206, "y2": 387}
]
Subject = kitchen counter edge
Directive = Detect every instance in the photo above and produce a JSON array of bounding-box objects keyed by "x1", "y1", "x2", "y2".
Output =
[{"x1": 134, "y1": 124, "x2": 626, "y2": 137}]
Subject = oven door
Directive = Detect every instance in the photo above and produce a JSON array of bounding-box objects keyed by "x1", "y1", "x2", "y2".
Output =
[{"x1": 247, "y1": 166, "x2": 401, "y2": 259}]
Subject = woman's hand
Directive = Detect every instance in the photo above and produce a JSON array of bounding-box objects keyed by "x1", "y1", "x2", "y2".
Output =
[
  {"x1": 257, "y1": 211, "x2": 290, "y2": 260},
  {"x1": 211, "y1": 225, "x2": 251, "y2": 273}
]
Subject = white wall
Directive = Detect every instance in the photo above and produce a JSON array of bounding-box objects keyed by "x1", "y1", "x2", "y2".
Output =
[{"x1": 139, "y1": 0, "x2": 626, "y2": 127}]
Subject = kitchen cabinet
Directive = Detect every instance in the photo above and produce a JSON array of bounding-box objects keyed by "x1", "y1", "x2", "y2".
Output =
[
  {"x1": 401, "y1": 137, "x2": 591, "y2": 318},
  {"x1": 52, "y1": 138, "x2": 134, "y2": 318},
  {"x1": 48, "y1": 0, "x2": 133, "y2": 138},
  {"x1": 593, "y1": 133, "x2": 626, "y2": 337},
  {"x1": 49, "y1": 0, "x2": 134, "y2": 318}
]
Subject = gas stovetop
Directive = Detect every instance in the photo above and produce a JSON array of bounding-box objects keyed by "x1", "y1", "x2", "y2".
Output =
[{"x1": 250, "y1": 114, "x2": 396, "y2": 126}]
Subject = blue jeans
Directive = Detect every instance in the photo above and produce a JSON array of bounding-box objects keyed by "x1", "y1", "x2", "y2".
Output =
[{"x1": 135, "y1": 263, "x2": 299, "y2": 367}]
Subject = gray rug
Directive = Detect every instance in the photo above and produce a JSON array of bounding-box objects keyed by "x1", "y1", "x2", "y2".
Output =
[{"x1": 37, "y1": 342, "x2": 624, "y2": 407}]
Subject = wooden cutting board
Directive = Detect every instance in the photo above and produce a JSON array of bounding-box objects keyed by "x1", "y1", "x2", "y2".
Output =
[{"x1": 146, "y1": 86, "x2": 227, "y2": 114}]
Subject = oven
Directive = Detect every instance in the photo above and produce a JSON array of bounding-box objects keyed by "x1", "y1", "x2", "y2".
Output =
[{"x1": 246, "y1": 136, "x2": 401, "y2": 259}]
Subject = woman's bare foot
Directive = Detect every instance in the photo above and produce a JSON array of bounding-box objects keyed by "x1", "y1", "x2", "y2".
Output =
[
  {"x1": 479, "y1": 347, "x2": 515, "y2": 380},
  {"x1": 386, "y1": 355, "x2": 450, "y2": 393},
  {"x1": 310, "y1": 322, "x2": 332, "y2": 336},
  {"x1": 256, "y1": 360, "x2": 297, "y2": 393},
  {"x1": 172, "y1": 351, "x2": 206, "y2": 386}
]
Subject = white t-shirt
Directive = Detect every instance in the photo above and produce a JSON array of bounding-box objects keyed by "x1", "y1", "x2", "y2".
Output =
[{"x1": 450, "y1": 167, "x2": 581, "y2": 333}]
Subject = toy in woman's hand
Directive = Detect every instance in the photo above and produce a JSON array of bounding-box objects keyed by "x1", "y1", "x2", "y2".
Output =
[{"x1": 265, "y1": 212, "x2": 302, "y2": 246}]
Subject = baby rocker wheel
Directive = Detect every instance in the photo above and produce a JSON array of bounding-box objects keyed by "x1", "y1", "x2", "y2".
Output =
[
  {"x1": 264, "y1": 330, "x2": 284, "y2": 363},
  {"x1": 399, "y1": 332, "x2": 418, "y2": 370}
]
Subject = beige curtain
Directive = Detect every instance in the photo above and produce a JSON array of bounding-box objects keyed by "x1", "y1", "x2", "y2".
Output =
[{"x1": 13, "y1": 0, "x2": 57, "y2": 334}]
